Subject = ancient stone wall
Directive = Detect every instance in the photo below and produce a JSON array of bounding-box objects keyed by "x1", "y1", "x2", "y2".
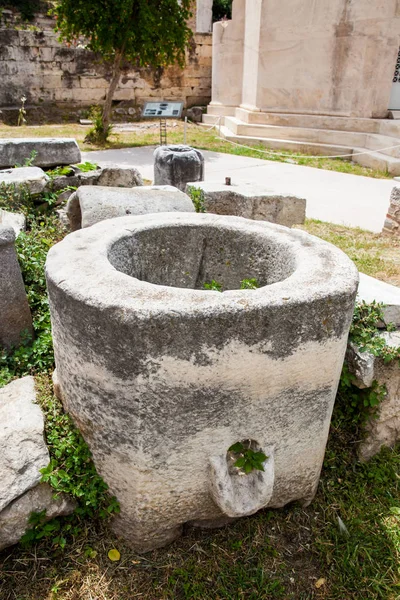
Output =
[{"x1": 0, "y1": 10, "x2": 212, "y2": 123}]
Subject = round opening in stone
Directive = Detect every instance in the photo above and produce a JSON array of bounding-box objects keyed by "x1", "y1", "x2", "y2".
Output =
[{"x1": 108, "y1": 223, "x2": 296, "y2": 290}]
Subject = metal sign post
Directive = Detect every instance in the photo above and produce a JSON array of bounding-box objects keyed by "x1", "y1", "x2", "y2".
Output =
[{"x1": 142, "y1": 101, "x2": 184, "y2": 146}]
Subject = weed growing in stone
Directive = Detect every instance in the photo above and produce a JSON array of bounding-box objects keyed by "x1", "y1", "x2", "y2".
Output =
[
  {"x1": 75, "y1": 161, "x2": 98, "y2": 172},
  {"x1": 337, "y1": 300, "x2": 400, "y2": 427},
  {"x1": 228, "y1": 441, "x2": 267, "y2": 474},
  {"x1": 20, "y1": 375, "x2": 120, "y2": 548},
  {"x1": 203, "y1": 280, "x2": 222, "y2": 291},
  {"x1": 15, "y1": 149, "x2": 37, "y2": 167},
  {"x1": 187, "y1": 185, "x2": 206, "y2": 213},
  {"x1": 240, "y1": 278, "x2": 258, "y2": 289}
]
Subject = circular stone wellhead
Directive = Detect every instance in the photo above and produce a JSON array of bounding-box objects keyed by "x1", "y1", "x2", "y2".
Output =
[
  {"x1": 153, "y1": 144, "x2": 204, "y2": 191},
  {"x1": 45, "y1": 213, "x2": 359, "y2": 552}
]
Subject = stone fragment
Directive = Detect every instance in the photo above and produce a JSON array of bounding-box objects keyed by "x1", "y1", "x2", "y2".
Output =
[
  {"x1": 186, "y1": 106, "x2": 206, "y2": 123},
  {"x1": 154, "y1": 145, "x2": 204, "y2": 191},
  {"x1": 0, "y1": 226, "x2": 33, "y2": 349},
  {"x1": 0, "y1": 166, "x2": 49, "y2": 195},
  {"x1": 0, "y1": 208, "x2": 25, "y2": 235},
  {"x1": 97, "y1": 165, "x2": 143, "y2": 188},
  {"x1": 0, "y1": 138, "x2": 81, "y2": 169},
  {"x1": 65, "y1": 185, "x2": 195, "y2": 231},
  {"x1": 382, "y1": 186, "x2": 400, "y2": 236},
  {"x1": 46, "y1": 213, "x2": 358, "y2": 552},
  {"x1": 186, "y1": 181, "x2": 306, "y2": 227},
  {"x1": 357, "y1": 272, "x2": 400, "y2": 328},
  {"x1": 0, "y1": 376, "x2": 49, "y2": 512},
  {"x1": 0, "y1": 483, "x2": 76, "y2": 551},
  {"x1": 346, "y1": 332, "x2": 400, "y2": 461}
]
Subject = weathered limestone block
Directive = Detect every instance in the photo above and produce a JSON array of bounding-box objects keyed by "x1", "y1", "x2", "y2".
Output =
[
  {"x1": 0, "y1": 166, "x2": 49, "y2": 195},
  {"x1": 382, "y1": 186, "x2": 400, "y2": 236},
  {"x1": 154, "y1": 145, "x2": 204, "y2": 191},
  {"x1": 347, "y1": 332, "x2": 400, "y2": 461},
  {"x1": 186, "y1": 106, "x2": 206, "y2": 123},
  {"x1": 357, "y1": 272, "x2": 400, "y2": 328},
  {"x1": 0, "y1": 226, "x2": 32, "y2": 349},
  {"x1": 0, "y1": 138, "x2": 81, "y2": 169},
  {"x1": 0, "y1": 483, "x2": 76, "y2": 551},
  {"x1": 0, "y1": 209, "x2": 26, "y2": 235},
  {"x1": 0, "y1": 377, "x2": 48, "y2": 512},
  {"x1": 186, "y1": 181, "x2": 306, "y2": 227},
  {"x1": 46, "y1": 213, "x2": 358, "y2": 552},
  {"x1": 97, "y1": 165, "x2": 143, "y2": 188},
  {"x1": 65, "y1": 185, "x2": 195, "y2": 231}
]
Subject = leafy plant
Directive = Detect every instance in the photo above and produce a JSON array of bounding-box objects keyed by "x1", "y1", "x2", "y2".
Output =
[
  {"x1": 75, "y1": 161, "x2": 98, "y2": 172},
  {"x1": 21, "y1": 374, "x2": 120, "y2": 547},
  {"x1": 46, "y1": 165, "x2": 74, "y2": 178},
  {"x1": 228, "y1": 441, "x2": 267, "y2": 474},
  {"x1": 240, "y1": 278, "x2": 258, "y2": 290},
  {"x1": 54, "y1": 0, "x2": 193, "y2": 142},
  {"x1": 0, "y1": 0, "x2": 43, "y2": 21},
  {"x1": 0, "y1": 216, "x2": 64, "y2": 386},
  {"x1": 203, "y1": 280, "x2": 222, "y2": 292},
  {"x1": 84, "y1": 106, "x2": 113, "y2": 145},
  {"x1": 15, "y1": 149, "x2": 38, "y2": 167},
  {"x1": 187, "y1": 185, "x2": 206, "y2": 213},
  {"x1": 337, "y1": 301, "x2": 400, "y2": 428}
]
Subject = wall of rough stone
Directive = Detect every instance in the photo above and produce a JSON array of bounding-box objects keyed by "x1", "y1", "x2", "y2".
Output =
[{"x1": 0, "y1": 10, "x2": 212, "y2": 123}]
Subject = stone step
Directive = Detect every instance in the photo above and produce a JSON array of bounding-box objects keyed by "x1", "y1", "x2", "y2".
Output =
[
  {"x1": 218, "y1": 125, "x2": 355, "y2": 158},
  {"x1": 234, "y1": 108, "x2": 400, "y2": 137},
  {"x1": 225, "y1": 117, "x2": 400, "y2": 159},
  {"x1": 217, "y1": 125, "x2": 400, "y2": 175}
]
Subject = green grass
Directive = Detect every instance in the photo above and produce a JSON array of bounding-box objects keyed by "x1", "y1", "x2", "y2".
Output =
[
  {"x1": 0, "y1": 121, "x2": 392, "y2": 179},
  {"x1": 299, "y1": 219, "x2": 400, "y2": 286}
]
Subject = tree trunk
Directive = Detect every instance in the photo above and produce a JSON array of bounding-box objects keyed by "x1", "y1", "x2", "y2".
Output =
[{"x1": 101, "y1": 50, "x2": 124, "y2": 141}]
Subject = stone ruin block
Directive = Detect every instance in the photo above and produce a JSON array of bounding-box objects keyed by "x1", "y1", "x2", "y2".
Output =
[
  {"x1": 0, "y1": 138, "x2": 81, "y2": 169},
  {"x1": 65, "y1": 185, "x2": 195, "y2": 231},
  {"x1": 45, "y1": 213, "x2": 358, "y2": 552},
  {"x1": 0, "y1": 226, "x2": 32, "y2": 350},
  {"x1": 0, "y1": 376, "x2": 76, "y2": 551},
  {"x1": 186, "y1": 181, "x2": 306, "y2": 227},
  {"x1": 346, "y1": 331, "x2": 400, "y2": 461},
  {"x1": 0, "y1": 166, "x2": 49, "y2": 195},
  {"x1": 382, "y1": 186, "x2": 400, "y2": 236},
  {"x1": 154, "y1": 145, "x2": 204, "y2": 191}
]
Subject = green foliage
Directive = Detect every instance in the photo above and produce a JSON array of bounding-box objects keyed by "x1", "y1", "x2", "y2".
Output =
[
  {"x1": 240, "y1": 278, "x2": 258, "y2": 290},
  {"x1": 84, "y1": 106, "x2": 113, "y2": 145},
  {"x1": 75, "y1": 161, "x2": 98, "y2": 172},
  {"x1": 337, "y1": 300, "x2": 400, "y2": 428},
  {"x1": 54, "y1": 0, "x2": 192, "y2": 67},
  {"x1": 21, "y1": 375, "x2": 120, "y2": 547},
  {"x1": 0, "y1": 216, "x2": 63, "y2": 387},
  {"x1": 46, "y1": 165, "x2": 74, "y2": 178},
  {"x1": 203, "y1": 279, "x2": 222, "y2": 292},
  {"x1": 212, "y1": 0, "x2": 232, "y2": 22},
  {"x1": 15, "y1": 149, "x2": 37, "y2": 168},
  {"x1": 228, "y1": 441, "x2": 267, "y2": 474},
  {"x1": 54, "y1": 0, "x2": 193, "y2": 138},
  {"x1": 187, "y1": 185, "x2": 206, "y2": 213}
]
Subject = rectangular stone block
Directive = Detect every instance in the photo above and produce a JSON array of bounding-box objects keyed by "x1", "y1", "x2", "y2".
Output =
[{"x1": 0, "y1": 139, "x2": 81, "y2": 169}]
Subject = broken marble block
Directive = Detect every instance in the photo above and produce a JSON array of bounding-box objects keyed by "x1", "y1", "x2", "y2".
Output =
[
  {"x1": 96, "y1": 165, "x2": 143, "y2": 187},
  {"x1": 154, "y1": 145, "x2": 204, "y2": 191},
  {"x1": 0, "y1": 166, "x2": 49, "y2": 195},
  {"x1": 357, "y1": 272, "x2": 400, "y2": 328},
  {"x1": 0, "y1": 209, "x2": 25, "y2": 235},
  {"x1": 46, "y1": 213, "x2": 358, "y2": 552},
  {"x1": 346, "y1": 331, "x2": 400, "y2": 461},
  {"x1": 186, "y1": 181, "x2": 306, "y2": 227},
  {"x1": 0, "y1": 376, "x2": 76, "y2": 550},
  {"x1": 0, "y1": 226, "x2": 33, "y2": 349},
  {"x1": 66, "y1": 185, "x2": 195, "y2": 231},
  {"x1": 0, "y1": 138, "x2": 81, "y2": 169}
]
